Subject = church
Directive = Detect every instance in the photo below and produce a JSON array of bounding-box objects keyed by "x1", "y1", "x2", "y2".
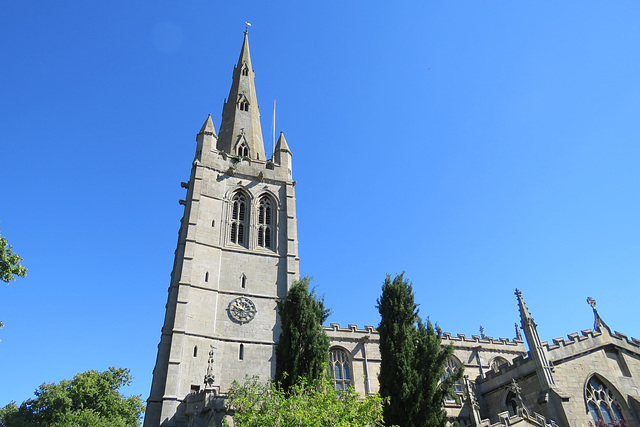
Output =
[{"x1": 144, "y1": 32, "x2": 640, "y2": 427}]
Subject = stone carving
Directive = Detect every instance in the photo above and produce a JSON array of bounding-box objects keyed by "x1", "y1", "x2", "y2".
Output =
[{"x1": 204, "y1": 346, "x2": 216, "y2": 389}]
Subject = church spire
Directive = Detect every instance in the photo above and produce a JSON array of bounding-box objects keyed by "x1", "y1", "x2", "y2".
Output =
[{"x1": 216, "y1": 31, "x2": 267, "y2": 161}]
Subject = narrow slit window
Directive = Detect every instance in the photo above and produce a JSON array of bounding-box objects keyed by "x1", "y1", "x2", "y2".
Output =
[
  {"x1": 239, "y1": 343, "x2": 244, "y2": 360},
  {"x1": 193, "y1": 346, "x2": 198, "y2": 357},
  {"x1": 241, "y1": 275, "x2": 246, "y2": 289},
  {"x1": 205, "y1": 272, "x2": 209, "y2": 282}
]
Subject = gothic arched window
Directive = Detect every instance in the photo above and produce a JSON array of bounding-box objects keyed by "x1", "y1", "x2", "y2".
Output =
[
  {"x1": 241, "y1": 65, "x2": 249, "y2": 76},
  {"x1": 230, "y1": 191, "x2": 248, "y2": 246},
  {"x1": 490, "y1": 356, "x2": 510, "y2": 372},
  {"x1": 585, "y1": 376, "x2": 625, "y2": 425},
  {"x1": 329, "y1": 348, "x2": 351, "y2": 391},
  {"x1": 257, "y1": 195, "x2": 273, "y2": 249},
  {"x1": 443, "y1": 357, "x2": 463, "y2": 404},
  {"x1": 238, "y1": 142, "x2": 249, "y2": 158},
  {"x1": 240, "y1": 100, "x2": 249, "y2": 111}
]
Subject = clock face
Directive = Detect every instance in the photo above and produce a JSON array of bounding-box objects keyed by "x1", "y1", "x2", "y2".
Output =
[{"x1": 228, "y1": 297, "x2": 257, "y2": 324}]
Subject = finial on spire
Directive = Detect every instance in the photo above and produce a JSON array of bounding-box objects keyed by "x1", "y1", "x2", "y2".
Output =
[
  {"x1": 587, "y1": 296, "x2": 610, "y2": 333},
  {"x1": 245, "y1": 21, "x2": 251, "y2": 33}
]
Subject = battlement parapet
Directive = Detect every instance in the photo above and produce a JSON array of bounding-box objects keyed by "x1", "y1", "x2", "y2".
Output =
[
  {"x1": 611, "y1": 330, "x2": 640, "y2": 348},
  {"x1": 441, "y1": 332, "x2": 523, "y2": 347},
  {"x1": 324, "y1": 323, "x2": 377, "y2": 335},
  {"x1": 542, "y1": 327, "x2": 640, "y2": 356},
  {"x1": 542, "y1": 329, "x2": 598, "y2": 351}
]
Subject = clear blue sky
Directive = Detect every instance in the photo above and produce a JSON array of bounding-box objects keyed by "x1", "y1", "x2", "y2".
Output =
[{"x1": 2, "y1": 0, "x2": 640, "y2": 409}]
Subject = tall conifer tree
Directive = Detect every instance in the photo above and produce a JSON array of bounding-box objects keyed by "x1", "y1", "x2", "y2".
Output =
[
  {"x1": 415, "y1": 320, "x2": 464, "y2": 426},
  {"x1": 377, "y1": 273, "x2": 463, "y2": 427},
  {"x1": 376, "y1": 273, "x2": 420, "y2": 427},
  {"x1": 275, "y1": 277, "x2": 330, "y2": 392}
]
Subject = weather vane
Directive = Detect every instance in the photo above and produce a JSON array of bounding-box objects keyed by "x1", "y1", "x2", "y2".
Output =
[{"x1": 245, "y1": 22, "x2": 252, "y2": 32}]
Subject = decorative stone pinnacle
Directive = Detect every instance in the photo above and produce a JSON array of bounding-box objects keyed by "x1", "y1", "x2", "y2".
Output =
[{"x1": 587, "y1": 296, "x2": 596, "y2": 309}]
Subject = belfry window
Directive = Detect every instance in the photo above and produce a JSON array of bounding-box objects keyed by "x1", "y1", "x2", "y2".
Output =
[
  {"x1": 230, "y1": 192, "x2": 248, "y2": 246},
  {"x1": 257, "y1": 195, "x2": 273, "y2": 249},
  {"x1": 585, "y1": 376, "x2": 625, "y2": 425},
  {"x1": 443, "y1": 357, "x2": 463, "y2": 404},
  {"x1": 238, "y1": 142, "x2": 249, "y2": 158},
  {"x1": 329, "y1": 348, "x2": 351, "y2": 391}
]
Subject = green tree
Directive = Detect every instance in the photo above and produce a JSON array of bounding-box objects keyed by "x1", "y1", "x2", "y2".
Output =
[
  {"x1": 275, "y1": 277, "x2": 331, "y2": 393},
  {"x1": 0, "y1": 367, "x2": 145, "y2": 427},
  {"x1": 377, "y1": 273, "x2": 463, "y2": 427},
  {"x1": 0, "y1": 229, "x2": 27, "y2": 328},
  {"x1": 224, "y1": 375, "x2": 386, "y2": 427},
  {"x1": 376, "y1": 273, "x2": 421, "y2": 427},
  {"x1": 0, "y1": 229, "x2": 27, "y2": 285},
  {"x1": 414, "y1": 320, "x2": 464, "y2": 427}
]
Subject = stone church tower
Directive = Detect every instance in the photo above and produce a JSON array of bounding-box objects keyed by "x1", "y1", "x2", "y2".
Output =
[{"x1": 144, "y1": 31, "x2": 299, "y2": 427}]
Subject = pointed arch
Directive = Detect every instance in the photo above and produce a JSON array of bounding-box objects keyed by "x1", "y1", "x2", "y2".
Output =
[
  {"x1": 329, "y1": 347, "x2": 352, "y2": 391},
  {"x1": 490, "y1": 356, "x2": 510, "y2": 372},
  {"x1": 443, "y1": 356, "x2": 463, "y2": 404},
  {"x1": 257, "y1": 194, "x2": 275, "y2": 250},
  {"x1": 229, "y1": 190, "x2": 249, "y2": 247},
  {"x1": 238, "y1": 141, "x2": 249, "y2": 157},
  {"x1": 584, "y1": 374, "x2": 628, "y2": 424}
]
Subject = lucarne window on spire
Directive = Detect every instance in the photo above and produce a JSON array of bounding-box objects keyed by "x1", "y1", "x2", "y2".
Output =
[
  {"x1": 238, "y1": 142, "x2": 249, "y2": 158},
  {"x1": 241, "y1": 65, "x2": 249, "y2": 76},
  {"x1": 239, "y1": 100, "x2": 249, "y2": 111}
]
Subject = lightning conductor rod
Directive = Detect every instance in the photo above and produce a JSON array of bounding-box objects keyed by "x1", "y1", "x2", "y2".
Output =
[{"x1": 272, "y1": 99, "x2": 276, "y2": 159}]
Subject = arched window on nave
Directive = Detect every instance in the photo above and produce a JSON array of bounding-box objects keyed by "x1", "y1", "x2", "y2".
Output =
[
  {"x1": 585, "y1": 376, "x2": 626, "y2": 425},
  {"x1": 443, "y1": 357, "x2": 463, "y2": 404},
  {"x1": 329, "y1": 348, "x2": 351, "y2": 391}
]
